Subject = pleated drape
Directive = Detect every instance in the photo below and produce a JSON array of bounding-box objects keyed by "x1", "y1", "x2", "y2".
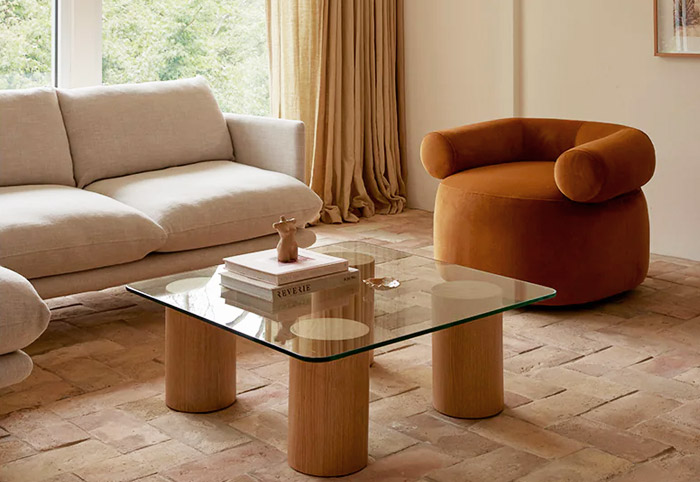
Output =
[
  {"x1": 266, "y1": 0, "x2": 322, "y2": 184},
  {"x1": 267, "y1": 0, "x2": 406, "y2": 223}
]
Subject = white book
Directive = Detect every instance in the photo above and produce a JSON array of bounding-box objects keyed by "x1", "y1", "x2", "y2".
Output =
[
  {"x1": 221, "y1": 289, "x2": 313, "y2": 319},
  {"x1": 221, "y1": 283, "x2": 359, "y2": 320},
  {"x1": 219, "y1": 266, "x2": 359, "y2": 302},
  {"x1": 223, "y1": 248, "x2": 349, "y2": 286}
]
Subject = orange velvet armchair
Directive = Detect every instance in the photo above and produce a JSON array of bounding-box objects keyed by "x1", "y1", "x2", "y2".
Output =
[{"x1": 420, "y1": 118, "x2": 655, "y2": 305}]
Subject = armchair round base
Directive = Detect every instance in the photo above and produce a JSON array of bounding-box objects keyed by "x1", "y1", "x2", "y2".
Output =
[{"x1": 434, "y1": 161, "x2": 649, "y2": 306}]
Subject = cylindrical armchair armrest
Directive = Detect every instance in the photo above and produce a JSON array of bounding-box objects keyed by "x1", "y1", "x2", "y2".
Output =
[
  {"x1": 420, "y1": 118, "x2": 523, "y2": 179},
  {"x1": 554, "y1": 128, "x2": 655, "y2": 203}
]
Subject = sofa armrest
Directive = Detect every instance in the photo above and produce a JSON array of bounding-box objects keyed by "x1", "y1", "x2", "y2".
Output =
[
  {"x1": 0, "y1": 266, "x2": 50, "y2": 356},
  {"x1": 224, "y1": 113, "x2": 305, "y2": 182},
  {"x1": 420, "y1": 118, "x2": 524, "y2": 179},
  {"x1": 554, "y1": 128, "x2": 655, "y2": 203}
]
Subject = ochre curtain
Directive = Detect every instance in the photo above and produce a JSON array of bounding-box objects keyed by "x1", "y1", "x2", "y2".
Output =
[
  {"x1": 267, "y1": 0, "x2": 322, "y2": 184},
  {"x1": 267, "y1": 0, "x2": 406, "y2": 223}
]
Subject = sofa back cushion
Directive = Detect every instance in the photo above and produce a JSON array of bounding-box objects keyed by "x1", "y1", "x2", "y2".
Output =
[
  {"x1": 57, "y1": 77, "x2": 234, "y2": 188},
  {"x1": 0, "y1": 87, "x2": 75, "y2": 187}
]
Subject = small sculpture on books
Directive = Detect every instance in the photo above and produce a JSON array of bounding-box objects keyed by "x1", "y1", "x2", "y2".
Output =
[{"x1": 273, "y1": 216, "x2": 298, "y2": 263}]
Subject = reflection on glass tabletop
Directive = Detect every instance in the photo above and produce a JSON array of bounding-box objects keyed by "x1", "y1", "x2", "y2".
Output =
[{"x1": 126, "y1": 241, "x2": 555, "y2": 361}]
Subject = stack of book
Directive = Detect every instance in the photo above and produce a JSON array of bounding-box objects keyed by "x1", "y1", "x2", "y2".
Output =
[{"x1": 220, "y1": 248, "x2": 359, "y2": 305}]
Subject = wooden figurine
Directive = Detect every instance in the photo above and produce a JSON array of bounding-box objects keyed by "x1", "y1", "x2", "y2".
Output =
[{"x1": 273, "y1": 216, "x2": 298, "y2": 263}]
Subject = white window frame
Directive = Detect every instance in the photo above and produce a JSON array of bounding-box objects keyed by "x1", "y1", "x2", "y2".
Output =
[{"x1": 56, "y1": 0, "x2": 102, "y2": 88}]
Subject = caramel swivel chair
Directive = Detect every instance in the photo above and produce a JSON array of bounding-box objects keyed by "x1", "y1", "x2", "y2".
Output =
[{"x1": 421, "y1": 118, "x2": 655, "y2": 306}]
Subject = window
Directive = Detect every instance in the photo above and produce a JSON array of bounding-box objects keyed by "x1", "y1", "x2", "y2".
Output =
[
  {"x1": 0, "y1": 1, "x2": 269, "y2": 115},
  {"x1": 102, "y1": 0, "x2": 269, "y2": 115},
  {"x1": 0, "y1": 0, "x2": 55, "y2": 89}
]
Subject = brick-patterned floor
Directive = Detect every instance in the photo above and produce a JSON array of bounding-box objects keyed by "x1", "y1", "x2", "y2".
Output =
[{"x1": 1, "y1": 208, "x2": 700, "y2": 481}]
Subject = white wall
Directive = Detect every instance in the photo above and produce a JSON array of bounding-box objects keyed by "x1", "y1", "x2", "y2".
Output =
[
  {"x1": 403, "y1": 0, "x2": 515, "y2": 211},
  {"x1": 518, "y1": 0, "x2": 700, "y2": 260},
  {"x1": 404, "y1": 0, "x2": 700, "y2": 260}
]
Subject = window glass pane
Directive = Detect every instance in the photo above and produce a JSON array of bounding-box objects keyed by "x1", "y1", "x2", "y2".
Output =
[
  {"x1": 0, "y1": 0, "x2": 54, "y2": 89},
  {"x1": 102, "y1": 0, "x2": 269, "y2": 116}
]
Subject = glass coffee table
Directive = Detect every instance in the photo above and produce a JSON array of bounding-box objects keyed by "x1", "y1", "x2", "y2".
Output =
[{"x1": 127, "y1": 241, "x2": 555, "y2": 477}]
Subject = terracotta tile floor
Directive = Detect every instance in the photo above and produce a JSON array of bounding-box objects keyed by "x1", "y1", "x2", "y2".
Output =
[{"x1": 2, "y1": 208, "x2": 700, "y2": 481}]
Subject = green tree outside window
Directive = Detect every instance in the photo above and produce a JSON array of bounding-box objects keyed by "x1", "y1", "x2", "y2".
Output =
[
  {"x1": 0, "y1": 0, "x2": 53, "y2": 90},
  {"x1": 102, "y1": 0, "x2": 270, "y2": 116}
]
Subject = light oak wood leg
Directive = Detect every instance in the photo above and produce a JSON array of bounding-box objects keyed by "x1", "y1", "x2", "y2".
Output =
[
  {"x1": 432, "y1": 313, "x2": 503, "y2": 418},
  {"x1": 321, "y1": 251, "x2": 375, "y2": 365},
  {"x1": 165, "y1": 308, "x2": 237, "y2": 413},
  {"x1": 288, "y1": 352, "x2": 370, "y2": 476}
]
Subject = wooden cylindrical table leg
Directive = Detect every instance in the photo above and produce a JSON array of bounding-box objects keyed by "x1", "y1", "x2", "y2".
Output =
[
  {"x1": 321, "y1": 251, "x2": 375, "y2": 365},
  {"x1": 288, "y1": 352, "x2": 370, "y2": 476},
  {"x1": 432, "y1": 314, "x2": 504, "y2": 418},
  {"x1": 165, "y1": 308, "x2": 237, "y2": 413}
]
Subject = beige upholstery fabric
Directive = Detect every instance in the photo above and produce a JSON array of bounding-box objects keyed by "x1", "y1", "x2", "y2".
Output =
[
  {"x1": 57, "y1": 77, "x2": 234, "y2": 188},
  {"x1": 0, "y1": 88, "x2": 74, "y2": 187},
  {"x1": 87, "y1": 160, "x2": 322, "y2": 252},
  {"x1": 0, "y1": 351, "x2": 33, "y2": 388},
  {"x1": 31, "y1": 229, "x2": 316, "y2": 299},
  {"x1": 0, "y1": 185, "x2": 167, "y2": 278},
  {"x1": 0, "y1": 266, "x2": 50, "y2": 355},
  {"x1": 225, "y1": 113, "x2": 305, "y2": 182}
]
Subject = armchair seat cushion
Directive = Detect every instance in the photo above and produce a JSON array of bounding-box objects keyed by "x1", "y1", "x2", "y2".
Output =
[
  {"x1": 0, "y1": 186, "x2": 167, "y2": 278},
  {"x1": 86, "y1": 160, "x2": 323, "y2": 252},
  {"x1": 442, "y1": 161, "x2": 564, "y2": 202}
]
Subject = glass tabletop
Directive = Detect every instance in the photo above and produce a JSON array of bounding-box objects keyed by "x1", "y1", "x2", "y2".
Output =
[{"x1": 126, "y1": 241, "x2": 555, "y2": 362}]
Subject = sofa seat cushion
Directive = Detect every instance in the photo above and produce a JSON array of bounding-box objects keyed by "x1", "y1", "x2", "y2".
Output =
[
  {"x1": 86, "y1": 160, "x2": 323, "y2": 252},
  {"x1": 0, "y1": 87, "x2": 74, "y2": 187},
  {"x1": 0, "y1": 186, "x2": 167, "y2": 278},
  {"x1": 0, "y1": 266, "x2": 50, "y2": 355},
  {"x1": 57, "y1": 77, "x2": 233, "y2": 188}
]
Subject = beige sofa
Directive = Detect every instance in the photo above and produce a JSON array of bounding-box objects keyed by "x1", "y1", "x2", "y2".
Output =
[{"x1": 0, "y1": 77, "x2": 322, "y2": 299}]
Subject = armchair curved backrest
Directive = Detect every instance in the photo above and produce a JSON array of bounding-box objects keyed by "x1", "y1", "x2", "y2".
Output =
[{"x1": 420, "y1": 118, "x2": 655, "y2": 203}]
